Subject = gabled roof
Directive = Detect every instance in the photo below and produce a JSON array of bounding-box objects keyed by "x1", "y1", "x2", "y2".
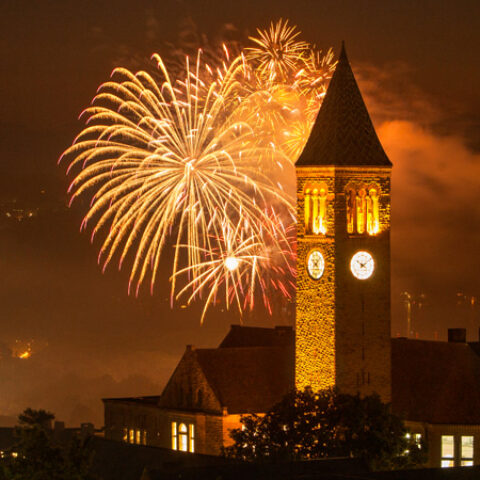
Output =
[
  {"x1": 296, "y1": 43, "x2": 391, "y2": 167},
  {"x1": 194, "y1": 346, "x2": 294, "y2": 414}
]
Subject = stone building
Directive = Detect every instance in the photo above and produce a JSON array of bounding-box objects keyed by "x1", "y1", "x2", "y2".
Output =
[{"x1": 104, "y1": 45, "x2": 480, "y2": 468}]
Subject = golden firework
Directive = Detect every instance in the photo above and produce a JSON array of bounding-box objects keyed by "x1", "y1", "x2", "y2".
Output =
[{"x1": 61, "y1": 21, "x2": 334, "y2": 320}]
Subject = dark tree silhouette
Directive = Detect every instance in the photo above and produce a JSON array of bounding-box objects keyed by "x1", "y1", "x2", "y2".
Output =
[
  {"x1": 0, "y1": 408, "x2": 96, "y2": 480},
  {"x1": 224, "y1": 388, "x2": 427, "y2": 470}
]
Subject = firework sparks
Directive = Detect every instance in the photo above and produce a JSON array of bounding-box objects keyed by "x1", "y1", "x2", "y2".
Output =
[
  {"x1": 246, "y1": 19, "x2": 309, "y2": 83},
  {"x1": 60, "y1": 20, "x2": 333, "y2": 320},
  {"x1": 172, "y1": 209, "x2": 295, "y2": 321}
]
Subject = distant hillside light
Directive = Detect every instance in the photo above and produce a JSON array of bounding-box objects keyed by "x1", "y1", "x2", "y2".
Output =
[{"x1": 225, "y1": 256, "x2": 240, "y2": 271}]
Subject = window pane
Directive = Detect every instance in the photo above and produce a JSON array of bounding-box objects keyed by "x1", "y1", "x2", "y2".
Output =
[
  {"x1": 189, "y1": 424, "x2": 195, "y2": 453},
  {"x1": 129, "y1": 429, "x2": 135, "y2": 444},
  {"x1": 179, "y1": 423, "x2": 188, "y2": 433},
  {"x1": 179, "y1": 432, "x2": 188, "y2": 452},
  {"x1": 135, "y1": 430, "x2": 141, "y2": 445},
  {"x1": 461, "y1": 460, "x2": 473, "y2": 467},
  {"x1": 441, "y1": 460, "x2": 454, "y2": 468},
  {"x1": 461, "y1": 436, "x2": 474, "y2": 459},
  {"x1": 441, "y1": 436, "x2": 454, "y2": 458},
  {"x1": 171, "y1": 422, "x2": 177, "y2": 450}
]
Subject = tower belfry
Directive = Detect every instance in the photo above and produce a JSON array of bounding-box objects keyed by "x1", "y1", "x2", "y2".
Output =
[{"x1": 295, "y1": 43, "x2": 392, "y2": 401}]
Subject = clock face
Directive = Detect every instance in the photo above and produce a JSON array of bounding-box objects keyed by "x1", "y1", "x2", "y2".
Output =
[
  {"x1": 307, "y1": 250, "x2": 325, "y2": 280},
  {"x1": 350, "y1": 251, "x2": 374, "y2": 280}
]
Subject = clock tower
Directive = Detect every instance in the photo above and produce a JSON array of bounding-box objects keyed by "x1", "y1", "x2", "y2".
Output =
[{"x1": 295, "y1": 44, "x2": 392, "y2": 401}]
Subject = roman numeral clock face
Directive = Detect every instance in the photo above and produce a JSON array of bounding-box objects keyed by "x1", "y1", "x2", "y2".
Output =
[{"x1": 350, "y1": 251, "x2": 375, "y2": 280}]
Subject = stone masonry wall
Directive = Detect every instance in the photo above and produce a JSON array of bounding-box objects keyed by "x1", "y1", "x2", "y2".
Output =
[{"x1": 295, "y1": 166, "x2": 391, "y2": 402}]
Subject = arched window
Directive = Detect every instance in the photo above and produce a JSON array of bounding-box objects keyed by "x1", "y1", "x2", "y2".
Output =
[
  {"x1": 356, "y1": 189, "x2": 366, "y2": 234},
  {"x1": 178, "y1": 423, "x2": 188, "y2": 452},
  {"x1": 346, "y1": 185, "x2": 380, "y2": 235},
  {"x1": 304, "y1": 184, "x2": 328, "y2": 235},
  {"x1": 346, "y1": 189, "x2": 355, "y2": 234},
  {"x1": 367, "y1": 188, "x2": 379, "y2": 235}
]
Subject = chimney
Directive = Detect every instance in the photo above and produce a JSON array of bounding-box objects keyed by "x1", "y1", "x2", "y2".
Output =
[{"x1": 448, "y1": 328, "x2": 466, "y2": 343}]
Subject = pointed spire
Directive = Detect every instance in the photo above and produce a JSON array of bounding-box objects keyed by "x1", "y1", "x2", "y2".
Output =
[{"x1": 296, "y1": 42, "x2": 391, "y2": 167}]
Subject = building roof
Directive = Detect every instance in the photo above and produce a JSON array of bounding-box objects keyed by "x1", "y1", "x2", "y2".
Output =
[
  {"x1": 296, "y1": 43, "x2": 391, "y2": 168},
  {"x1": 200, "y1": 328, "x2": 480, "y2": 423},
  {"x1": 104, "y1": 326, "x2": 480, "y2": 425},
  {"x1": 219, "y1": 325, "x2": 293, "y2": 348},
  {"x1": 194, "y1": 346, "x2": 294, "y2": 414},
  {"x1": 103, "y1": 395, "x2": 161, "y2": 405},
  {"x1": 391, "y1": 338, "x2": 480, "y2": 424}
]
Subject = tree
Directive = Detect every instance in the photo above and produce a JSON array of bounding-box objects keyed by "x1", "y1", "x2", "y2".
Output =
[
  {"x1": 0, "y1": 408, "x2": 96, "y2": 480},
  {"x1": 224, "y1": 388, "x2": 427, "y2": 470}
]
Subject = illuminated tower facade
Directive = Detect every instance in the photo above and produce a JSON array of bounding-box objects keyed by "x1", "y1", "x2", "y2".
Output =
[{"x1": 295, "y1": 44, "x2": 392, "y2": 401}]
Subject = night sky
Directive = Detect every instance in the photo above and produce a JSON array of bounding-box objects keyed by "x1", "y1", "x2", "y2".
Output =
[{"x1": 1, "y1": 0, "x2": 479, "y2": 427}]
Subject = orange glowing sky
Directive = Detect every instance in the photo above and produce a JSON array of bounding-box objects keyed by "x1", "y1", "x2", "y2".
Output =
[{"x1": 0, "y1": 0, "x2": 479, "y2": 427}]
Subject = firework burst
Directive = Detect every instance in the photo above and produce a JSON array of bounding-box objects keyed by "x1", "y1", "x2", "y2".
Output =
[
  {"x1": 60, "y1": 20, "x2": 334, "y2": 320},
  {"x1": 61, "y1": 50, "x2": 294, "y2": 313}
]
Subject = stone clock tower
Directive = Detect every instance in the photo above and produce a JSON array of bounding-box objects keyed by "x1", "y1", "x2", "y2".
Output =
[{"x1": 295, "y1": 44, "x2": 392, "y2": 401}]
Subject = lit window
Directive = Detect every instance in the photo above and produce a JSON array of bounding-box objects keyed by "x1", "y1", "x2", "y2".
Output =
[
  {"x1": 142, "y1": 430, "x2": 147, "y2": 445},
  {"x1": 346, "y1": 185, "x2": 380, "y2": 235},
  {"x1": 356, "y1": 189, "x2": 366, "y2": 234},
  {"x1": 171, "y1": 422, "x2": 177, "y2": 450},
  {"x1": 135, "y1": 429, "x2": 141, "y2": 445},
  {"x1": 346, "y1": 189, "x2": 355, "y2": 234},
  {"x1": 366, "y1": 188, "x2": 379, "y2": 235},
  {"x1": 171, "y1": 421, "x2": 194, "y2": 452},
  {"x1": 415, "y1": 433, "x2": 422, "y2": 447},
  {"x1": 189, "y1": 424, "x2": 195, "y2": 452},
  {"x1": 461, "y1": 436, "x2": 474, "y2": 466},
  {"x1": 178, "y1": 423, "x2": 188, "y2": 452},
  {"x1": 441, "y1": 435, "x2": 454, "y2": 468},
  {"x1": 304, "y1": 185, "x2": 328, "y2": 235},
  {"x1": 122, "y1": 428, "x2": 128, "y2": 442},
  {"x1": 129, "y1": 429, "x2": 135, "y2": 444}
]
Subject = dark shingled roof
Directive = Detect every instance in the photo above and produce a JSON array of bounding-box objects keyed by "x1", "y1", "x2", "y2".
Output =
[
  {"x1": 103, "y1": 326, "x2": 480, "y2": 425},
  {"x1": 296, "y1": 43, "x2": 391, "y2": 167},
  {"x1": 103, "y1": 395, "x2": 161, "y2": 405},
  {"x1": 198, "y1": 330, "x2": 480, "y2": 423},
  {"x1": 194, "y1": 346, "x2": 294, "y2": 414},
  {"x1": 219, "y1": 325, "x2": 294, "y2": 348},
  {"x1": 391, "y1": 338, "x2": 480, "y2": 424}
]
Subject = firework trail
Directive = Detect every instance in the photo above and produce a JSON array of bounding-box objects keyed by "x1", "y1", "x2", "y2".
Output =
[{"x1": 60, "y1": 19, "x2": 334, "y2": 320}]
